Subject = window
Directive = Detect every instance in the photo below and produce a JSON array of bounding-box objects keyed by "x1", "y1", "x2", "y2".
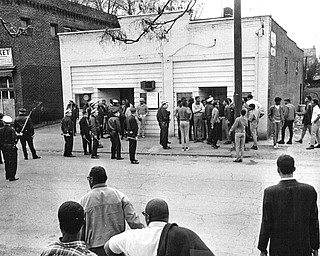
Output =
[
  {"x1": 296, "y1": 61, "x2": 299, "y2": 75},
  {"x1": 63, "y1": 26, "x2": 72, "y2": 32},
  {"x1": 0, "y1": 77, "x2": 13, "y2": 88},
  {"x1": 50, "y1": 23, "x2": 58, "y2": 37},
  {"x1": 284, "y1": 57, "x2": 288, "y2": 74},
  {"x1": 20, "y1": 17, "x2": 30, "y2": 28},
  {"x1": 177, "y1": 92, "x2": 192, "y2": 101}
]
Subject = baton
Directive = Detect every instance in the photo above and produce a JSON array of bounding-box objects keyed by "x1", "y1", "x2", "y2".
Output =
[{"x1": 20, "y1": 102, "x2": 42, "y2": 135}]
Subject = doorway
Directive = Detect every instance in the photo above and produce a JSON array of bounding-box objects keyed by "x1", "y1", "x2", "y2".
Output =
[{"x1": 199, "y1": 87, "x2": 227, "y2": 101}]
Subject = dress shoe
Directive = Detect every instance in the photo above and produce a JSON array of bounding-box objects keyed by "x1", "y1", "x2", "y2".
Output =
[
  {"x1": 212, "y1": 145, "x2": 219, "y2": 149},
  {"x1": 286, "y1": 140, "x2": 292, "y2": 144},
  {"x1": 233, "y1": 159, "x2": 242, "y2": 162},
  {"x1": 315, "y1": 145, "x2": 320, "y2": 148},
  {"x1": 163, "y1": 146, "x2": 171, "y2": 149},
  {"x1": 91, "y1": 155, "x2": 99, "y2": 159},
  {"x1": 24, "y1": 157, "x2": 28, "y2": 160},
  {"x1": 295, "y1": 139, "x2": 302, "y2": 143},
  {"x1": 33, "y1": 156, "x2": 41, "y2": 159},
  {"x1": 306, "y1": 145, "x2": 315, "y2": 150},
  {"x1": 65, "y1": 154, "x2": 75, "y2": 157},
  {"x1": 117, "y1": 157, "x2": 124, "y2": 160},
  {"x1": 251, "y1": 146, "x2": 258, "y2": 150},
  {"x1": 185, "y1": 147, "x2": 190, "y2": 151},
  {"x1": 9, "y1": 178, "x2": 19, "y2": 181},
  {"x1": 277, "y1": 140, "x2": 285, "y2": 144},
  {"x1": 111, "y1": 157, "x2": 116, "y2": 159},
  {"x1": 84, "y1": 152, "x2": 89, "y2": 155},
  {"x1": 131, "y1": 160, "x2": 139, "y2": 164}
]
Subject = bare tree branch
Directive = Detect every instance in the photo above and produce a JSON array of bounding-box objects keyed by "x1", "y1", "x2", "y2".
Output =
[
  {"x1": 101, "y1": 0, "x2": 197, "y2": 44},
  {"x1": 1, "y1": 17, "x2": 32, "y2": 38}
]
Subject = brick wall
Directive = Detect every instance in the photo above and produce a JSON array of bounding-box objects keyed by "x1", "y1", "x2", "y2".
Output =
[{"x1": 0, "y1": 0, "x2": 119, "y2": 123}]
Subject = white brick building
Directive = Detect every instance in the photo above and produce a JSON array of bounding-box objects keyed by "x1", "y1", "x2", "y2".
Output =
[{"x1": 59, "y1": 12, "x2": 303, "y2": 138}]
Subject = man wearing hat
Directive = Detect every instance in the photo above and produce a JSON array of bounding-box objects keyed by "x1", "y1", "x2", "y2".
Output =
[
  {"x1": 66, "y1": 99, "x2": 79, "y2": 135},
  {"x1": 156, "y1": 100, "x2": 171, "y2": 149},
  {"x1": 61, "y1": 109, "x2": 75, "y2": 157},
  {"x1": 107, "y1": 109, "x2": 123, "y2": 160},
  {"x1": 80, "y1": 166, "x2": 144, "y2": 255},
  {"x1": 105, "y1": 198, "x2": 215, "y2": 256},
  {"x1": 89, "y1": 108, "x2": 100, "y2": 159},
  {"x1": 0, "y1": 116, "x2": 19, "y2": 181},
  {"x1": 136, "y1": 98, "x2": 149, "y2": 138},
  {"x1": 126, "y1": 107, "x2": 139, "y2": 164},
  {"x1": 258, "y1": 154, "x2": 319, "y2": 256},
  {"x1": 14, "y1": 108, "x2": 40, "y2": 160}
]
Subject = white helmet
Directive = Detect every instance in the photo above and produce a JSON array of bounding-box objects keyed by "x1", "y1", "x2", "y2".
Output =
[{"x1": 2, "y1": 115, "x2": 12, "y2": 124}]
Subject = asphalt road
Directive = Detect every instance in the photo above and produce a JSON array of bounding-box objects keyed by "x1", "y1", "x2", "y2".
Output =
[{"x1": 0, "y1": 124, "x2": 319, "y2": 255}]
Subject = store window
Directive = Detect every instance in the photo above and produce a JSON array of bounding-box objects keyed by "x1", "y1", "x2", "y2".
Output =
[
  {"x1": 20, "y1": 17, "x2": 30, "y2": 28},
  {"x1": 177, "y1": 92, "x2": 192, "y2": 101},
  {"x1": 50, "y1": 23, "x2": 58, "y2": 37}
]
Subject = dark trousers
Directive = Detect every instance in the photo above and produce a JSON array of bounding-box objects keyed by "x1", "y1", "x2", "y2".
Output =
[
  {"x1": 207, "y1": 120, "x2": 213, "y2": 144},
  {"x1": 160, "y1": 122, "x2": 169, "y2": 148},
  {"x1": 212, "y1": 123, "x2": 219, "y2": 146},
  {"x1": 177, "y1": 120, "x2": 181, "y2": 143},
  {"x1": 71, "y1": 117, "x2": 77, "y2": 133},
  {"x1": 92, "y1": 137, "x2": 98, "y2": 156},
  {"x1": 110, "y1": 132, "x2": 121, "y2": 158},
  {"x1": 129, "y1": 138, "x2": 137, "y2": 162},
  {"x1": 2, "y1": 144, "x2": 18, "y2": 180},
  {"x1": 281, "y1": 120, "x2": 294, "y2": 141},
  {"x1": 90, "y1": 246, "x2": 107, "y2": 256},
  {"x1": 19, "y1": 136, "x2": 38, "y2": 159},
  {"x1": 63, "y1": 135, "x2": 74, "y2": 156},
  {"x1": 81, "y1": 134, "x2": 92, "y2": 154}
]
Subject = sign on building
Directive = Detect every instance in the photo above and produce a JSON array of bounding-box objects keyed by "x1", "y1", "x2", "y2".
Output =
[{"x1": 0, "y1": 48, "x2": 13, "y2": 66}]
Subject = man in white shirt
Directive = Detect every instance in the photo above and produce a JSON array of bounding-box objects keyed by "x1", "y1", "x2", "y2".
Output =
[
  {"x1": 192, "y1": 96, "x2": 205, "y2": 142},
  {"x1": 306, "y1": 99, "x2": 320, "y2": 150},
  {"x1": 104, "y1": 198, "x2": 215, "y2": 256}
]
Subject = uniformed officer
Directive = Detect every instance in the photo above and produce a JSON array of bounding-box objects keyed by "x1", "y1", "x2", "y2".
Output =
[
  {"x1": 89, "y1": 108, "x2": 100, "y2": 159},
  {"x1": 108, "y1": 109, "x2": 123, "y2": 160},
  {"x1": 126, "y1": 107, "x2": 139, "y2": 164},
  {"x1": 79, "y1": 111, "x2": 92, "y2": 155},
  {"x1": 0, "y1": 116, "x2": 19, "y2": 181},
  {"x1": 66, "y1": 99, "x2": 79, "y2": 135},
  {"x1": 61, "y1": 109, "x2": 75, "y2": 157},
  {"x1": 14, "y1": 108, "x2": 40, "y2": 160}
]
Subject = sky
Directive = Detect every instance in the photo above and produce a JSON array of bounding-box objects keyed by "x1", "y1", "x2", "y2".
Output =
[{"x1": 199, "y1": 0, "x2": 320, "y2": 57}]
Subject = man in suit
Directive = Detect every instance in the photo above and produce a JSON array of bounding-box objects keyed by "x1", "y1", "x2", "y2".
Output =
[{"x1": 258, "y1": 154, "x2": 319, "y2": 256}]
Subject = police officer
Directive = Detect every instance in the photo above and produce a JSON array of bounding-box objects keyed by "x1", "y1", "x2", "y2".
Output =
[
  {"x1": 66, "y1": 99, "x2": 79, "y2": 135},
  {"x1": 0, "y1": 116, "x2": 19, "y2": 181},
  {"x1": 89, "y1": 108, "x2": 100, "y2": 159},
  {"x1": 79, "y1": 111, "x2": 92, "y2": 155},
  {"x1": 61, "y1": 109, "x2": 75, "y2": 157},
  {"x1": 126, "y1": 107, "x2": 139, "y2": 164},
  {"x1": 108, "y1": 109, "x2": 123, "y2": 160},
  {"x1": 14, "y1": 108, "x2": 40, "y2": 160}
]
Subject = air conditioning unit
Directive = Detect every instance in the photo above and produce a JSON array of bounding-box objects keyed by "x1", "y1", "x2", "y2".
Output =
[{"x1": 140, "y1": 81, "x2": 155, "y2": 91}]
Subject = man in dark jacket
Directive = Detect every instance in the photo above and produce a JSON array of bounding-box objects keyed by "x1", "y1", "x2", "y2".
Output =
[
  {"x1": 105, "y1": 198, "x2": 215, "y2": 256},
  {"x1": 0, "y1": 116, "x2": 19, "y2": 181},
  {"x1": 90, "y1": 108, "x2": 100, "y2": 159},
  {"x1": 258, "y1": 154, "x2": 319, "y2": 256},
  {"x1": 79, "y1": 111, "x2": 92, "y2": 155},
  {"x1": 108, "y1": 109, "x2": 123, "y2": 160},
  {"x1": 14, "y1": 108, "x2": 40, "y2": 160},
  {"x1": 156, "y1": 100, "x2": 171, "y2": 149},
  {"x1": 61, "y1": 109, "x2": 74, "y2": 157},
  {"x1": 126, "y1": 107, "x2": 139, "y2": 164}
]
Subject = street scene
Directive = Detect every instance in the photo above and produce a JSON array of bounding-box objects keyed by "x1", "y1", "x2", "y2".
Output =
[{"x1": 1, "y1": 0, "x2": 320, "y2": 256}]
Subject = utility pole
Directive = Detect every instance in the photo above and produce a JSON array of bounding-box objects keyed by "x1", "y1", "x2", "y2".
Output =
[{"x1": 234, "y1": 0, "x2": 242, "y2": 117}]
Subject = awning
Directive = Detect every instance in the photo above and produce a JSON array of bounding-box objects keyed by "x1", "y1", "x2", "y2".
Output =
[{"x1": 0, "y1": 66, "x2": 15, "y2": 77}]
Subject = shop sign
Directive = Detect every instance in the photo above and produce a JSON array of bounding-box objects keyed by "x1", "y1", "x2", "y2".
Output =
[{"x1": 0, "y1": 48, "x2": 13, "y2": 66}]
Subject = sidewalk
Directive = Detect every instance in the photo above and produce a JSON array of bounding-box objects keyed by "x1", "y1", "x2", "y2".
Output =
[{"x1": 34, "y1": 123, "x2": 313, "y2": 159}]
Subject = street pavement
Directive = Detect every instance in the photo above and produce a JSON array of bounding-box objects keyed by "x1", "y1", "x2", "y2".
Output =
[{"x1": 0, "y1": 123, "x2": 319, "y2": 256}]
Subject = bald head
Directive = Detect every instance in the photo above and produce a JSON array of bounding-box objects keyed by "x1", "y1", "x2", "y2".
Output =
[{"x1": 144, "y1": 198, "x2": 169, "y2": 223}]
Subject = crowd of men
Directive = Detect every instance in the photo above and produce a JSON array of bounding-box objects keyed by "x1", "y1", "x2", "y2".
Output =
[
  {"x1": 39, "y1": 154, "x2": 319, "y2": 256},
  {"x1": 61, "y1": 98, "x2": 149, "y2": 164}
]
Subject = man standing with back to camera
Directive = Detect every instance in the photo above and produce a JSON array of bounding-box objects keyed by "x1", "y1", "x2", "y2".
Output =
[
  {"x1": 14, "y1": 108, "x2": 40, "y2": 160},
  {"x1": 258, "y1": 154, "x2": 319, "y2": 256}
]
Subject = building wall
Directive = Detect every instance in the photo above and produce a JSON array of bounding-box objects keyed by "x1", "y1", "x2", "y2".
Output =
[
  {"x1": 0, "y1": 0, "x2": 118, "y2": 121},
  {"x1": 59, "y1": 13, "x2": 302, "y2": 138}
]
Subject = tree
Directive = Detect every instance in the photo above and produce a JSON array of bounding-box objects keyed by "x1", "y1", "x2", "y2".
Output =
[
  {"x1": 101, "y1": 0, "x2": 198, "y2": 44},
  {"x1": 0, "y1": 17, "x2": 32, "y2": 38}
]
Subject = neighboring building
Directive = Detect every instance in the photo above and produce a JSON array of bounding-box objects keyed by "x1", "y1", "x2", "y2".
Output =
[
  {"x1": 59, "y1": 12, "x2": 303, "y2": 139},
  {"x1": 303, "y1": 46, "x2": 317, "y2": 67},
  {"x1": 0, "y1": 0, "x2": 119, "y2": 121}
]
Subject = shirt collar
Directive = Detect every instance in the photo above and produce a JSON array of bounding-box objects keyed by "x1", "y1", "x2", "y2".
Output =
[
  {"x1": 57, "y1": 238, "x2": 87, "y2": 248},
  {"x1": 281, "y1": 177, "x2": 296, "y2": 181},
  {"x1": 92, "y1": 183, "x2": 108, "y2": 189},
  {"x1": 148, "y1": 221, "x2": 167, "y2": 228}
]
